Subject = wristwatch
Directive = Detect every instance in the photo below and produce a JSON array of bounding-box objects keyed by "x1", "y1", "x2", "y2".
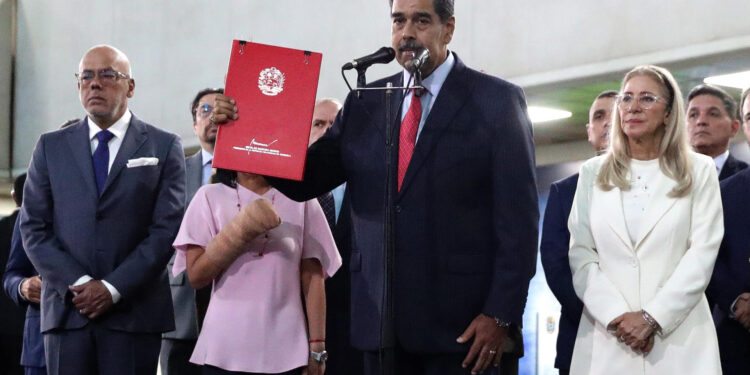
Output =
[
  {"x1": 310, "y1": 350, "x2": 328, "y2": 363},
  {"x1": 494, "y1": 317, "x2": 511, "y2": 329}
]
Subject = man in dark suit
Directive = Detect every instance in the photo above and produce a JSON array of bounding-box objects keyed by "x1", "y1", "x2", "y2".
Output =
[
  {"x1": 686, "y1": 84, "x2": 748, "y2": 180},
  {"x1": 213, "y1": 1, "x2": 538, "y2": 374},
  {"x1": 539, "y1": 90, "x2": 616, "y2": 375},
  {"x1": 309, "y1": 98, "x2": 344, "y2": 229},
  {"x1": 20, "y1": 45, "x2": 185, "y2": 375},
  {"x1": 706, "y1": 167, "x2": 750, "y2": 375},
  {"x1": 160, "y1": 87, "x2": 223, "y2": 375},
  {"x1": 0, "y1": 174, "x2": 27, "y2": 375}
]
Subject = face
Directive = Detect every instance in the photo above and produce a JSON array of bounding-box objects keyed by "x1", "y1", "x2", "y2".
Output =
[
  {"x1": 586, "y1": 97, "x2": 615, "y2": 151},
  {"x1": 308, "y1": 101, "x2": 341, "y2": 146},
  {"x1": 77, "y1": 47, "x2": 134, "y2": 127},
  {"x1": 687, "y1": 94, "x2": 738, "y2": 155},
  {"x1": 743, "y1": 98, "x2": 750, "y2": 145},
  {"x1": 193, "y1": 93, "x2": 221, "y2": 151},
  {"x1": 618, "y1": 75, "x2": 670, "y2": 143},
  {"x1": 391, "y1": 0, "x2": 454, "y2": 77}
]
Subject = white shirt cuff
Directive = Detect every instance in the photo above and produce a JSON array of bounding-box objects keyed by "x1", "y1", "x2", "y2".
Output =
[
  {"x1": 73, "y1": 275, "x2": 93, "y2": 286},
  {"x1": 730, "y1": 295, "x2": 742, "y2": 319},
  {"x1": 17, "y1": 279, "x2": 28, "y2": 302},
  {"x1": 101, "y1": 280, "x2": 121, "y2": 304}
]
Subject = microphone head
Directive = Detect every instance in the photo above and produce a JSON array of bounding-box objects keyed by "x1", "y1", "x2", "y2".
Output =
[{"x1": 406, "y1": 48, "x2": 430, "y2": 73}]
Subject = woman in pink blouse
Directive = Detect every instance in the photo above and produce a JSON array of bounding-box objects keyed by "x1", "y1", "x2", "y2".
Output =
[{"x1": 172, "y1": 169, "x2": 341, "y2": 375}]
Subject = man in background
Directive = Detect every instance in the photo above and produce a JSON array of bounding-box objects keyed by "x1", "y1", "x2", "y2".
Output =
[
  {"x1": 540, "y1": 90, "x2": 616, "y2": 375},
  {"x1": 0, "y1": 173, "x2": 27, "y2": 375},
  {"x1": 160, "y1": 87, "x2": 224, "y2": 375},
  {"x1": 686, "y1": 84, "x2": 747, "y2": 180}
]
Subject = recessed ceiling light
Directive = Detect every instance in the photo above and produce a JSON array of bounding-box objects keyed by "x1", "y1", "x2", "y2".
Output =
[
  {"x1": 703, "y1": 70, "x2": 750, "y2": 89},
  {"x1": 528, "y1": 106, "x2": 573, "y2": 123}
]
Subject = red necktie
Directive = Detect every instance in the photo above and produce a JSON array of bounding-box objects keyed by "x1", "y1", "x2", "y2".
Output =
[{"x1": 398, "y1": 91, "x2": 422, "y2": 191}]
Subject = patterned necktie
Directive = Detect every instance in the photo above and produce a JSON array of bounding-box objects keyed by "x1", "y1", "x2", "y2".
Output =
[
  {"x1": 398, "y1": 90, "x2": 422, "y2": 191},
  {"x1": 317, "y1": 192, "x2": 336, "y2": 229},
  {"x1": 92, "y1": 130, "x2": 114, "y2": 194}
]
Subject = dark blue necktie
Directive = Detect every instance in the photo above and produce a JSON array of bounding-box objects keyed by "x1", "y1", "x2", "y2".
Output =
[{"x1": 92, "y1": 130, "x2": 114, "y2": 194}]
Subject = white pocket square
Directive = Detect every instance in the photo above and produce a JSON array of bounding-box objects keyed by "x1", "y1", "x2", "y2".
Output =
[{"x1": 126, "y1": 157, "x2": 159, "y2": 168}]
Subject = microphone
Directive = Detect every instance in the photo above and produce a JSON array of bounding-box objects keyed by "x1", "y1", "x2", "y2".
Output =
[
  {"x1": 342, "y1": 47, "x2": 396, "y2": 71},
  {"x1": 405, "y1": 48, "x2": 430, "y2": 73}
]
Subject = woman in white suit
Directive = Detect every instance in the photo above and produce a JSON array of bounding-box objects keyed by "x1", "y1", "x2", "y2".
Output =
[{"x1": 568, "y1": 65, "x2": 723, "y2": 375}]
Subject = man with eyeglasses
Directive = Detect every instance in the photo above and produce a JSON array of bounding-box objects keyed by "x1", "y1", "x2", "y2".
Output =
[
  {"x1": 686, "y1": 84, "x2": 747, "y2": 180},
  {"x1": 540, "y1": 90, "x2": 616, "y2": 375},
  {"x1": 19, "y1": 44, "x2": 186, "y2": 375},
  {"x1": 160, "y1": 88, "x2": 224, "y2": 375}
]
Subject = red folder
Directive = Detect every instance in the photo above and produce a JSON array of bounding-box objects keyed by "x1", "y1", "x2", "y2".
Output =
[{"x1": 213, "y1": 40, "x2": 322, "y2": 181}]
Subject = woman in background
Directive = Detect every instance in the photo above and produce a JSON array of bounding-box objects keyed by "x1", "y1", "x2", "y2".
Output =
[
  {"x1": 172, "y1": 169, "x2": 341, "y2": 375},
  {"x1": 568, "y1": 65, "x2": 722, "y2": 374}
]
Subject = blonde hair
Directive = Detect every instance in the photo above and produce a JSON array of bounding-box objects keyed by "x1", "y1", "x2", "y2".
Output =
[{"x1": 596, "y1": 65, "x2": 692, "y2": 197}]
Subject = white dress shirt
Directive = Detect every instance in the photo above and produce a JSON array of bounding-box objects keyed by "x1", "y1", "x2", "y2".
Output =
[
  {"x1": 401, "y1": 51, "x2": 455, "y2": 142},
  {"x1": 713, "y1": 149, "x2": 729, "y2": 175},
  {"x1": 74, "y1": 110, "x2": 133, "y2": 303}
]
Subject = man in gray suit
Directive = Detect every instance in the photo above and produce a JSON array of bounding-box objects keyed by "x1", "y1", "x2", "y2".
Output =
[
  {"x1": 20, "y1": 45, "x2": 186, "y2": 375},
  {"x1": 160, "y1": 87, "x2": 224, "y2": 375}
]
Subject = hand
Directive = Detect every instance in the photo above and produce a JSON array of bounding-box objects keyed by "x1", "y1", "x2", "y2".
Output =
[
  {"x1": 69, "y1": 280, "x2": 113, "y2": 319},
  {"x1": 733, "y1": 293, "x2": 750, "y2": 330},
  {"x1": 457, "y1": 314, "x2": 508, "y2": 374},
  {"x1": 20, "y1": 276, "x2": 42, "y2": 303},
  {"x1": 209, "y1": 94, "x2": 238, "y2": 124},
  {"x1": 301, "y1": 342, "x2": 326, "y2": 375},
  {"x1": 612, "y1": 312, "x2": 655, "y2": 351}
]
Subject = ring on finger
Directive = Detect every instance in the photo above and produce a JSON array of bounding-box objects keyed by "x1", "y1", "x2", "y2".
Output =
[
  {"x1": 618, "y1": 335, "x2": 625, "y2": 342},
  {"x1": 489, "y1": 349, "x2": 497, "y2": 354},
  {"x1": 209, "y1": 114, "x2": 215, "y2": 123}
]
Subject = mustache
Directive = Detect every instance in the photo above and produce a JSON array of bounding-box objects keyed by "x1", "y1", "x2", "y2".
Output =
[{"x1": 398, "y1": 41, "x2": 423, "y2": 52}]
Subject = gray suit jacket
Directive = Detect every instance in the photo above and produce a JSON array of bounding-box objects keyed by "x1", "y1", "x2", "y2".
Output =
[
  {"x1": 163, "y1": 151, "x2": 203, "y2": 340},
  {"x1": 20, "y1": 114, "x2": 186, "y2": 333}
]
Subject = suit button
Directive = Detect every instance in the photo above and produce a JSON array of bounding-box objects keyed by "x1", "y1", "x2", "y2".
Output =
[
  {"x1": 630, "y1": 258, "x2": 638, "y2": 268},
  {"x1": 394, "y1": 205, "x2": 402, "y2": 213}
]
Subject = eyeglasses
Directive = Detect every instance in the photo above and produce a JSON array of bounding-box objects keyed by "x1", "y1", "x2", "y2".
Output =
[
  {"x1": 616, "y1": 93, "x2": 668, "y2": 110},
  {"x1": 197, "y1": 104, "x2": 213, "y2": 118},
  {"x1": 75, "y1": 69, "x2": 130, "y2": 84}
]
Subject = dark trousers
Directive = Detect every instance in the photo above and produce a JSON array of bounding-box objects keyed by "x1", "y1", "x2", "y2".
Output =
[
  {"x1": 44, "y1": 325, "x2": 160, "y2": 375},
  {"x1": 363, "y1": 344, "x2": 518, "y2": 375},
  {"x1": 160, "y1": 338, "x2": 201, "y2": 375},
  {"x1": 202, "y1": 365, "x2": 301, "y2": 375},
  {"x1": 24, "y1": 366, "x2": 46, "y2": 375},
  {"x1": 0, "y1": 333, "x2": 24, "y2": 375},
  {"x1": 558, "y1": 369, "x2": 569, "y2": 375}
]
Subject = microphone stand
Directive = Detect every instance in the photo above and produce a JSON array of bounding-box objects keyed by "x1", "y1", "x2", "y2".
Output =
[{"x1": 351, "y1": 71, "x2": 423, "y2": 375}]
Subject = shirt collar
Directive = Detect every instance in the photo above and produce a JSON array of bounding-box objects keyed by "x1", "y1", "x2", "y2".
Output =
[
  {"x1": 88, "y1": 110, "x2": 131, "y2": 141},
  {"x1": 714, "y1": 150, "x2": 730, "y2": 172},
  {"x1": 402, "y1": 50, "x2": 455, "y2": 98},
  {"x1": 201, "y1": 148, "x2": 214, "y2": 166}
]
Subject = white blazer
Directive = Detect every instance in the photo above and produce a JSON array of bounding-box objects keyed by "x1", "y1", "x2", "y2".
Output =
[{"x1": 568, "y1": 152, "x2": 722, "y2": 375}]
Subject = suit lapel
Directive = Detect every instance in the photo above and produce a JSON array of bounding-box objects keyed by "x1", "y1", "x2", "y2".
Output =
[
  {"x1": 101, "y1": 115, "x2": 148, "y2": 196},
  {"x1": 634, "y1": 170, "x2": 678, "y2": 249},
  {"x1": 185, "y1": 151, "x2": 203, "y2": 199},
  {"x1": 397, "y1": 54, "x2": 470, "y2": 197},
  {"x1": 599, "y1": 186, "x2": 633, "y2": 250},
  {"x1": 66, "y1": 119, "x2": 98, "y2": 198}
]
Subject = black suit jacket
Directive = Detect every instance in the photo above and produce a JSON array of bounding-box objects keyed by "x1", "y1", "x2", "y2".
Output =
[
  {"x1": 539, "y1": 174, "x2": 582, "y2": 371},
  {"x1": 718, "y1": 153, "x2": 748, "y2": 181},
  {"x1": 706, "y1": 168, "x2": 750, "y2": 374},
  {"x1": 271, "y1": 53, "x2": 538, "y2": 353},
  {"x1": 21, "y1": 114, "x2": 186, "y2": 333}
]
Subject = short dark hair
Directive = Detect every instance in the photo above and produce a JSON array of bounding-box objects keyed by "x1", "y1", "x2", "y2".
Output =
[
  {"x1": 12, "y1": 173, "x2": 26, "y2": 207},
  {"x1": 389, "y1": 0, "x2": 454, "y2": 23},
  {"x1": 212, "y1": 168, "x2": 236, "y2": 188},
  {"x1": 740, "y1": 87, "x2": 750, "y2": 123},
  {"x1": 191, "y1": 88, "x2": 224, "y2": 121},
  {"x1": 687, "y1": 84, "x2": 738, "y2": 121},
  {"x1": 596, "y1": 90, "x2": 618, "y2": 100}
]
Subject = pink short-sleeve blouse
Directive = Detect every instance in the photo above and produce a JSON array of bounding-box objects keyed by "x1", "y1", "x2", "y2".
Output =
[{"x1": 172, "y1": 183, "x2": 341, "y2": 373}]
